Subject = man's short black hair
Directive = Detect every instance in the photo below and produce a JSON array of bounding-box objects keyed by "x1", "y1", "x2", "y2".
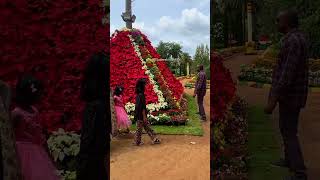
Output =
[
  {"x1": 283, "y1": 8, "x2": 299, "y2": 28},
  {"x1": 199, "y1": 65, "x2": 204, "y2": 71}
]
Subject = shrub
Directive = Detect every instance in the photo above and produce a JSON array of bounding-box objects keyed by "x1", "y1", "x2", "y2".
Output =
[{"x1": 47, "y1": 129, "x2": 80, "y2": 171}]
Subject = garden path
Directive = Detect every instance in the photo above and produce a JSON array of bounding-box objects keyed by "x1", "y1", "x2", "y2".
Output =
[
  {"x1": 110, "y1": 79, "x2": 210, "y2": 180},
  {"x1": 224, "y1": 54, "x2": 320, "y2": 180}
]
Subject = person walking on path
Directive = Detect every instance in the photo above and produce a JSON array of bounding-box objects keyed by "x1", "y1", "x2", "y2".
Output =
[
  {"x1": 0, "y1": 80, "x2": 21, "y2": 180},
  {"x1": 77, "y1": 53, "x2": 110, "y2": 180},
  {"x1": 194, "y1": 65, "x2": 207, "y2": 121},
  {"x1": 264, "y1": 9, "x2": 309, "y2": 180},
  {"x1": 12, "y1": 76, "x2": 60, "y2": 180},
  {"x1": 134, "y1": 78, "x2": 161, "y2": 146},
  {"x1": 113, "y1": 86, "x2": 131, "y2": 134}
]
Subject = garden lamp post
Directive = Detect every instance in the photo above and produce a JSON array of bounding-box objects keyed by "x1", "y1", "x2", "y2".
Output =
[{"x1": 122, "y1": 0, "x2": 136, "y2": 29}]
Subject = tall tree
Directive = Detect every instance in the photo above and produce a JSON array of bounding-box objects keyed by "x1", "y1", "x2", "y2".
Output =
[
  {"x1": 193, "y1": 44, "x2": 210, "y2": 79},
  {"x1": 156, "y1": 41, "x2": 183, "y2": 59},
  {"x1": 156, "y1": 41, "x2": 171, "y2": 59},
  {"x1": 179, "y1": 52, "x2": 192, "y2": 76}
]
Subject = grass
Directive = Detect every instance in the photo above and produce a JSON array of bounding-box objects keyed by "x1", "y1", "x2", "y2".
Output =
[
  {"x1": 248, "y1": 106, "x2": 289, "y2": 179},
  {"x1": 130, "y1": 94, "x2": 204, "y2": 136}
]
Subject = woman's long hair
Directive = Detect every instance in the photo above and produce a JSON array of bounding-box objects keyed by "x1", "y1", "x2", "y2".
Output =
[
  {"x1": 81, "y1": 52, "x2": 109, "y2": 102},
  {"x1": 114, "y1": 85, "x2": 124, "y2": 96},
  {"x1": 0, "y1": 80, "x2": 11, "y2": 112},
  {"x1": 15, "y1": 75, "x2": 43, "y2": 106},
  {"x1": 135, "y1": 78, "x2": 147, "y2": 94}
]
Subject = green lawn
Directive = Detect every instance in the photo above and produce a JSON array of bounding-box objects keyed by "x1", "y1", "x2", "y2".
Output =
[
  {"x1": 130, "y1": 94, "x2": 204, "y2": 136},
  {"x1": 248, "y1": 106, "x2": 289, "y2": 179}
]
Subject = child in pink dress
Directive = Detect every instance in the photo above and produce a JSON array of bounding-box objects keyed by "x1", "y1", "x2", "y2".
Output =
[
  {"x1": 113, "y1": 86, "x2": 131, "y2": 133},
  {"x1": 11, "y1": 76, "x2": 60, "y2": 180}
]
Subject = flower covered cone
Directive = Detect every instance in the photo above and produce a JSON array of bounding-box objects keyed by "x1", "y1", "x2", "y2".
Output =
[
  {"x1": 0, "y1": 0, "x2": 109, "y2": 132},
  {"x1": 110, "y1": 28, "x2": 187, "y2": 125}
]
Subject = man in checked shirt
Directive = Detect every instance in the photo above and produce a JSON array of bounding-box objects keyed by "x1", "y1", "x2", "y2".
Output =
[
  {"x1": 194, "y1": 65, "x2": 207, "y2": 121},
  {"x1": 264, "y1": 9, "x2": 308, "y2": 180}
]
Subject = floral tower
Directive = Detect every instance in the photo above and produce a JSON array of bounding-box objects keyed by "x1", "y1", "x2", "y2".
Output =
[{"x1": 110, "y1": 0, "x2": 187, "y2": 125}]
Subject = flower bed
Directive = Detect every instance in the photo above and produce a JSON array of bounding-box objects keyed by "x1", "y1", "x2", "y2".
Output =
[
  {"x1": 217, "y1": 46, "x2": 246, "y2": 59},
  {"x1": 184, "y1": 80, "x2": 210, "y2": 89},
  {"x1": 241, "y1": 45, "x2": 320, "y2": 86},
  {"x1": 0, "y1": 0, "x2": 108, "y2": 132},
  {"x1": 212, "y1": 96, "x2": 248, "y2": 179},
  {"x1": 211, "y1": 53, "x2": 249, "y2": 179},
  {"x1": 239, "y1": 64, "x2": 320, "y2": 87},
  {"x1": 210, "y1": 53, "x2": 236, "y2": 121},
  {"x1": 110, "y1": 28, "x2": 187, "y2": 125}
]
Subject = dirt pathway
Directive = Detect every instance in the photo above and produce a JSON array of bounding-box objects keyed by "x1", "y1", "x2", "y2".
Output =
[
  {"x1": 110, "y1": 79, "x2": 210, "y2": 180},
  {"x1": 224, "y1": 54, "x2": 320, "y2": 180}
]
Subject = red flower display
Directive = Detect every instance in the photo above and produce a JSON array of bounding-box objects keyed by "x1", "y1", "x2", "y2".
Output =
[
  {"x1": 110, "y1": 30, "x2": 158, "y2": 104},
  {"x1": 110, "y1": 29, "x2": 186, "y2": 122},
  {"x1": 140, "y1": 33, "x2": 184, "y2": 100},
  {"x1": 156, "y1": 61, "x2": 184, "y2": 100},
  {"x1": 210, "y1": 52, "x2": 236, "y2": 121},
  {"x1": 0, "y1": 0, "x2": 109, "y2": 132}
]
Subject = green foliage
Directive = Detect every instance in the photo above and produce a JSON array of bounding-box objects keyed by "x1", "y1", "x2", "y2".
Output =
[
  {"x1": 148, "y1": 113, "x2": 172, "y2": 125},
  {"x1": 184, "y1": 83, "x2": 193, "y2": 89},
  {"x1": 213, "y1": 122, "x2": 226, "y2": 151},
  {"x1": 247, "y1": 106, "x2": 288, "y2": 179},
  {"x1": 130, "y1": 94, "x2": 203, "y2": 136},
  {"x1": 58, "y1": 170, "x2": 76, "y2": 180},
  {"x1": 156, "y1": 41, "x2": 192, "y2": 76},
  {"x1": 255, "y1": 0, "x2": 320, "y2": 57},
  {"x1": 239, "y1": 63, "x2": 320, "y2": 87},
  {"x1": 238, "y1": 65, "x2": 273, "y2": 83},
  {"x1": 47, "y1": 129, "x2": 80, "y2": 171},
  {"x1": 156, "y1": 41, "x2": 183, "y2": 59},
  {"x1": 179, "y1": 52, "x2": 192, "y2": 76},
  {"x1": 193, "y1": 44, "x2": 210, "y2": 79}
]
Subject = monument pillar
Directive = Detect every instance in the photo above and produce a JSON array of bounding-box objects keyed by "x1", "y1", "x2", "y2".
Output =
[
  {"x1": 247, "y1": 2, "x2": 253, "y2": 42},
  {"x1": 122, "y1": 0, "x2": 136, "y2": 29}
]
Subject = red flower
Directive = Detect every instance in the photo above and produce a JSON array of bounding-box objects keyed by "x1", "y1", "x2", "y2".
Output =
[
  {"x1": 110, "y1": 31, "x2": 158, "y2": 104},
  {"x1": 138, "y1": 33, "x2": 184, "y2": 101},
  {"x1": 0, "y1": 0, "x2": 108, "y2": 132},
  {"x1": 210, "y1": 52, "x2": 236, "y2": 122}
]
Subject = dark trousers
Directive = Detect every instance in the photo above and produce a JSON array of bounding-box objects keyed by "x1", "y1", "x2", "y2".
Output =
[
  {"x1": 279, "y1": 103, "x2": 306, "y2": 172},
  {"x1": 77, "y1": 155, "x2": 108, "y2": 180},
  {"x1": 197, "y1": 94, "x2": 206, "y2": 119},
  {"x1": 135, "y1": 120, "x2": 156, "y2": 144}
]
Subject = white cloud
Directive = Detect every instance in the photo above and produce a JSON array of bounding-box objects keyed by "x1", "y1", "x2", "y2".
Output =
[
  {"x1": 156, "y1": 8, "x2": 209, "y2": 36},
  {"x1": 111, "y1": 8, "x2": 209, "y2": 55},
  {"x1": 176, "y1": 0, "x2": 210, "y2": 9}
]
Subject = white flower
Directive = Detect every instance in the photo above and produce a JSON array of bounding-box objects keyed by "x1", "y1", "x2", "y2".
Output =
[{"x1": 126, "y1": 34, "x2": 168, "y2": 111}]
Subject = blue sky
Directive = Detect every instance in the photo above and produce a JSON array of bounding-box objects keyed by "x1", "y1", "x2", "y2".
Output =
[{"x1": 111, "y1": 0, "x2": 210, "y2": 56}]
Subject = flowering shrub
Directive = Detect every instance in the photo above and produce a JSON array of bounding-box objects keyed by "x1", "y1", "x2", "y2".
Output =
[
  {"x1": 47, "y1": 128, "x2": 80, "y2": 178},
  {"x1": 210, "y1": 53, "x2": 248, "y2": 179},
  {"x1": 210, "y1": 52, "x2": 236, "y2": 121},
  {"x1": 140, "y1": 33, "x2": 184, "y2": 100},
  {"x1": 0, "y1": 0, "x2": 109, "y2": 132}
]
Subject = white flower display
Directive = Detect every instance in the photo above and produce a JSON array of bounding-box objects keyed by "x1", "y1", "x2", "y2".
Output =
[{"x1": 125, "y1": 34, "x2": 168, "y2": 114}]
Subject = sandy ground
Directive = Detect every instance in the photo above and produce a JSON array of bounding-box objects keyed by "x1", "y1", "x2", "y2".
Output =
[
  {"x1": 224, "y1": 54, "x2": 320, "y2": 180},
  {"x1": 110, "y1": 79, "x2": 210, "y2": 180}
]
